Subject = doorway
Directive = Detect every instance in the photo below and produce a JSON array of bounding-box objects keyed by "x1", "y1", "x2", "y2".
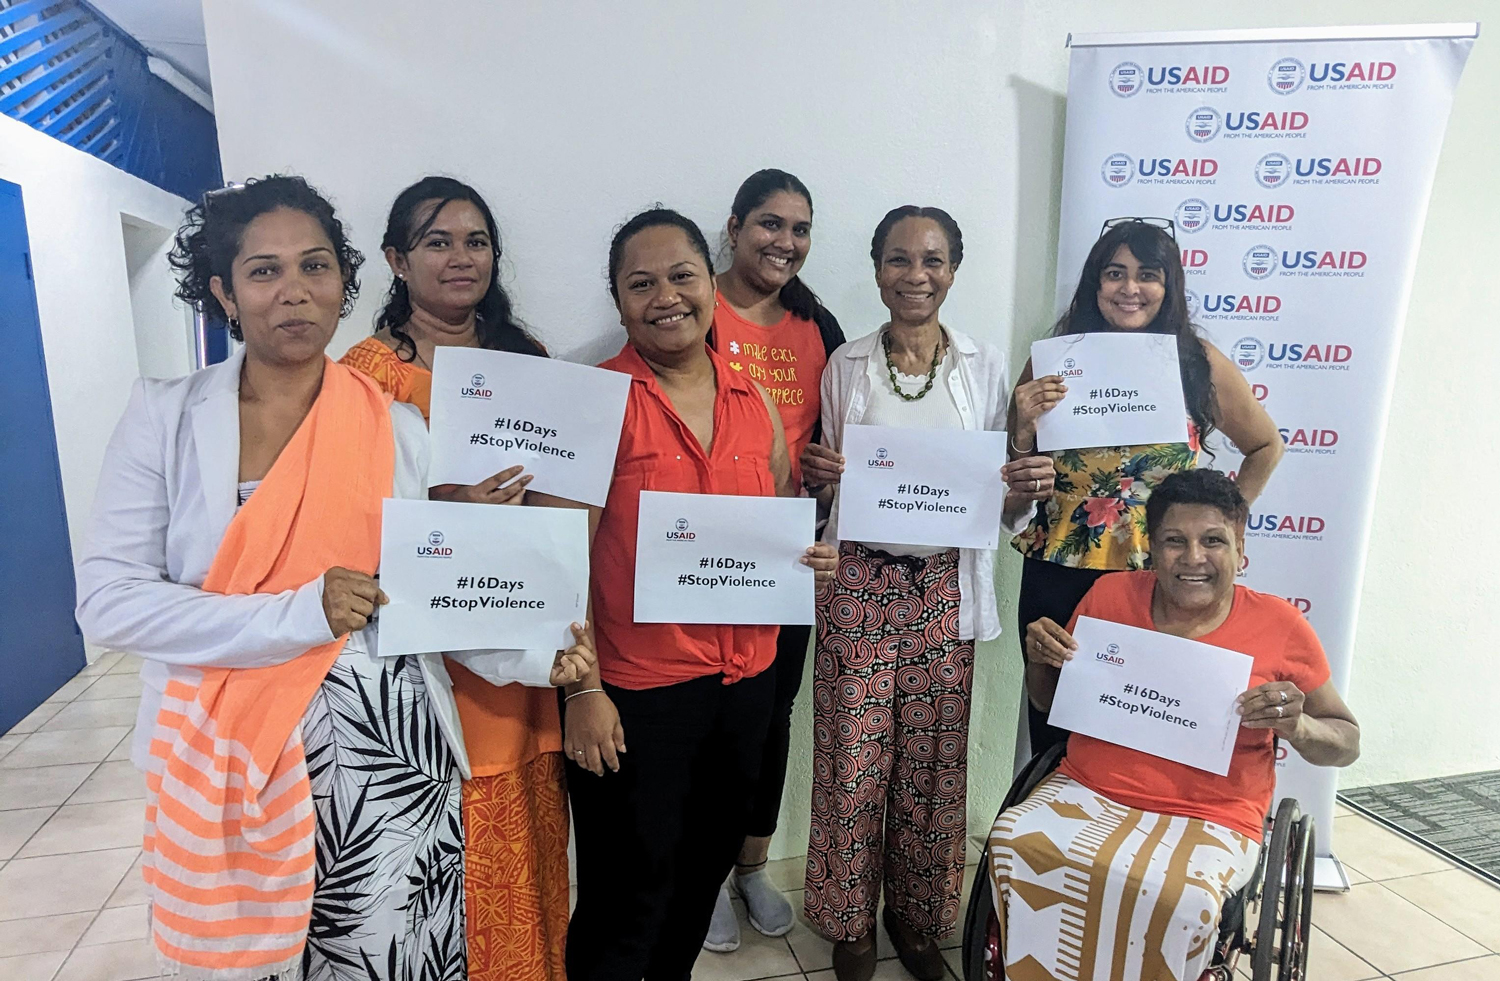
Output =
[{"x1": 0, "y1": 177, "x2": 87, "y2": 733}]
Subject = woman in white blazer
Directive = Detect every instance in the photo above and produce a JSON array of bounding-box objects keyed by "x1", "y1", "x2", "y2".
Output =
[
  {"x1": 74, "y1": 176, "x2": 590, "y2": 981},
  {"x1": 795, "y1": 207, "x2": 1055, "y2": 981}
]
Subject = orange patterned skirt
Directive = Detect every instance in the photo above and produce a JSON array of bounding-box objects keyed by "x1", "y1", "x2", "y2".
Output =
[{"x1": 463, "y1": 751, "x2": 570, "y2": 981}]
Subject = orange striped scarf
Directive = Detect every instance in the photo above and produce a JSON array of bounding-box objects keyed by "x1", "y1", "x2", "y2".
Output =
[{"x1": 142, "y1": 361, "x2": 395, "y2": 980}]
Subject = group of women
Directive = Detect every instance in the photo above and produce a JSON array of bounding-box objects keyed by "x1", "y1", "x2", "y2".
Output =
[{"x1": 73, "y1": 165, "x2": 1359, "y2": 981}]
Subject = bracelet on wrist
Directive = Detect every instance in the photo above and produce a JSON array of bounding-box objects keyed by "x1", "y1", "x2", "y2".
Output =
[{"x1": 565, "y1": 687, "x2": 605, "y2": 702}]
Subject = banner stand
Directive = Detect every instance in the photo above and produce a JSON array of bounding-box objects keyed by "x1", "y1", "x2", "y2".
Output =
[{"x1": 1037, "y1": 22, "x2": 1476, "y2": 892}]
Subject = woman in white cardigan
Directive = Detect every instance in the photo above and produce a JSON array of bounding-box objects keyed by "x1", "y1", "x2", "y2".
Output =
[
  {"x1": 74, "y1": 176, "x2": 590, "y2": 981},
  {"x1": 796, "y1": 207, "x2": 1055, "y2": 981}
]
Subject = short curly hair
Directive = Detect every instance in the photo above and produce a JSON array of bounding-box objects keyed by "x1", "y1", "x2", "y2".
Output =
[
  {"x1": 168, "y1": 175, "x2": 363, "y2": 340},
  {"x1": 1145, "y1": 468, "x2": 1249, "y2": 536}
]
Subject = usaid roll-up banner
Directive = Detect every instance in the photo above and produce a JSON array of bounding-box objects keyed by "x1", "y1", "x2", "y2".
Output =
[{"x1": 1055, "y1": 24, "x2": 1475, "y2": 883}]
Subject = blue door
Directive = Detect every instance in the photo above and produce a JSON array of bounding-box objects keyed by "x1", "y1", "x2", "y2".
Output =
[{"x1": 0, "y1": 178, "x2": 86, "y2": 733}]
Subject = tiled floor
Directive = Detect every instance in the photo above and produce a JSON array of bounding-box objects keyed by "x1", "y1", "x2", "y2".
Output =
[{"x1": 3, "y1": 653, "x2": 1499, "y2": 981}]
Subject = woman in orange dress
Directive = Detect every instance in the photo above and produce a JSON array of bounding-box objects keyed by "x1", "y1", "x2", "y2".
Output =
[{"x1": 340, "y1": 176, "x2": 569, "y2": 981}]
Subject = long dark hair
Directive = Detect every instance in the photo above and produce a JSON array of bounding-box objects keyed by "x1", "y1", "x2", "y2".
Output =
[
  {"x1": 169, "y1": 175, "x2": 363, "y2": 340},
  {"x1": 374, "y1": 176, "x2": 545, "y2": 360},
  {"x1": 1056, "y1": 220, "x2": 1217, "y2": 446},
  {"x1": 607, "y1": 207, "x2": 715, "y2": 303},
  {"x1": 727, "y1": 169, "x2": 844, "y2": 353}
]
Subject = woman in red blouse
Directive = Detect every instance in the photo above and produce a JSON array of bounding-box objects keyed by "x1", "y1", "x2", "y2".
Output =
[{"x1": 563, "y1": 208, "x2": 838, "y2": 981}]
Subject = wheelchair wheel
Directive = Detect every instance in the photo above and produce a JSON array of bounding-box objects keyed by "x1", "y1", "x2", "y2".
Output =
[
  {"x1": 1276, "y1": 814, "x2": 1316, "y2": 979},
  {"x1": 1251, "y1": 798, "x2": 1301, "y2": 980},
  {"x1": 962, "y1": 865, "x2": 1002, "y2": 981}
]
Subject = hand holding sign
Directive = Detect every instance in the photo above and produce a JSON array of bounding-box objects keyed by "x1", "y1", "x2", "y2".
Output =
[{"x1": 1030, "y1": 333, "x2": 1190, "y2": 451}]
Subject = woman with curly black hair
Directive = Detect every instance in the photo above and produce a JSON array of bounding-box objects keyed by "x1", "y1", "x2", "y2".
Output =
[{"x1": 74, "y1": 174, "x2": 593, "y2": 981}]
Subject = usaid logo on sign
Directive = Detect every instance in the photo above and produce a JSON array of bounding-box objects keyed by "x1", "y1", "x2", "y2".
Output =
[
  {"x1": 417, "y1": 530, "x2": 453, "y2": 558},
  {"x1": 1185, "y1": 106, "x2": 1222, "y2": 142},
  {"x1": 460, "y1": 373, "x2": 493, "y2": 400},
  {"x1": 868, "y1": 447, "x2": 895, "y2": 469},
  {"x1": 1109, "y1": 62, "x2": 1144, "y2": 96},
  {"x1": 1184, "y1": 288, "x2": 1201, "y2": 318},
  {"x1": 667, "y1": 518, "x2": 696, "y2": 541},
  {"x1": 1242, "y1": 245, "x2": 1279, "y2": 280},
  {"x1": 1175, "y1": 198, "x2": 1210, "y2": 233},
  {"x1": 1100, "y1": 153, "x2": 1134, "y2": 188},
  {"x1": 1232, "y1": 336, "x2": 1266, "y2": 371},
  {"x1": 1096, "y1": 643, "x2": 1126, "y2": 666},
  {"x1": 1255, "y1": 152, "x2": 1292, "y2": 189},
  {"x1": 1267, "y1": 57, "x2": 1307, "y2": 95},
  {"x1": 1247, "y1": 512, "x2": 1326, "y2": 541}
]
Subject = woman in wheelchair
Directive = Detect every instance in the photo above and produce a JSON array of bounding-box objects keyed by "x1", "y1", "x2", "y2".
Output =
[{"x1": 989, "y1": 469, "x2": 1359, "y2": 981}]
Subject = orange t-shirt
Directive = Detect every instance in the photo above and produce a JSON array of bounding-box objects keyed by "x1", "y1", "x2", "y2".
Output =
[
  {"x1": 592, "y1": 343, "x2": 780, "y2": 690},
  {"x1": 1056, "y1": 571, "x2": 1331, "y2": 840},
  {"x1": 338, "y1": 336, "x2": 562, "y2": 777},
  {"x1": 712, "y1": 294, "x2": 826, "y2": 489}
]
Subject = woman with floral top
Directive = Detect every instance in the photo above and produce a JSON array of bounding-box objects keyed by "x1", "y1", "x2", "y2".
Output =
[{"x1": 1008, "y1": 219, "x2": 1284, "y2": 756}]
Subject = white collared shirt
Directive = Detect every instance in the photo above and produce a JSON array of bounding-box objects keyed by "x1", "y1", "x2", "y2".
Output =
[
  {"x1": 73, "y1": 350, "x2": 553, "y2": 777},
  {"x1": 818, "y1": 325, "x2": 1031, "y2": 642}
]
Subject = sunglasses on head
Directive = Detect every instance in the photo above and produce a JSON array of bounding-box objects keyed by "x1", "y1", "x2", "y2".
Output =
[{"x1": 1099, "y1": 216, "x2": 1176, "y2": 241}]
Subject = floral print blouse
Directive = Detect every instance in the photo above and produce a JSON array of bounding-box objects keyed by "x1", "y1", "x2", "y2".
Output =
[{"x1": 1011, "y1": 424, "x2": 1200, "y2": 570}]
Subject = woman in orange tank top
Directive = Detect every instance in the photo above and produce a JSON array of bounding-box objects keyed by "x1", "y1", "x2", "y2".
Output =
[
  {"x1": 339, "y1": 177, "x2": 574, "y2": 981},
  {"x1": 705, "y1": 169, "x2": 847, "y2": 951}
]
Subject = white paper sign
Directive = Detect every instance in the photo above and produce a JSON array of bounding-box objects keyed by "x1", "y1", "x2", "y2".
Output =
[
  {"x1": 836, "y1": 425, "x2": 1009, "y2": 549},
  {"x1": 1048, "y1": 615, "x2": 1254, "y2": 776},
  {"x1": 428, "y1": 347, "x2": 630, "y2": 507},
  {"x1": 634, "y1": 491, "x2": 816, "y2": 626},
  {"x1": 1031, "y1": 333, "x2": 1190, "y2": 451},
  {"x1": 377, "y1": 499, "x2": 589, "y2": 657}
]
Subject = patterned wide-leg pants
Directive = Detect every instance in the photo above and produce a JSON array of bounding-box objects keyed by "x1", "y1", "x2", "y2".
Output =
[{"x1": 804, "y1": 542, "x2": 975, "y2": 942}]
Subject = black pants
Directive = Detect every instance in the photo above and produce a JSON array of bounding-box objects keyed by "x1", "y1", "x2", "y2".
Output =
[
  {"x1": 1017, "y1": 557, "x2": 1109, "y2": 757},
  {"x1": 745, "y1": 623, "x2": 812, "y2": 839},
  {"x1": 565, "y1": 668, "x2": 777, "y2": 981}
]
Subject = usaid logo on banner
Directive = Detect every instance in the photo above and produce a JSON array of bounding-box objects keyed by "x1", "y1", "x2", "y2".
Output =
[
  {"x1": 1223, "y1": 110, "x2": 1310, "y2": 139},
  {"x1": 1096, "y1": 643, "x2": 1126, "y2": 666},
  {"x1": 1255, "y1": 153, "x2": 1293, "y2": 189},
  {"x1": 1242, "y1": 245, "x2": 1279, "y2": 280},
  {"x1": 667, "y1": 518, "x2": 696, "y2": 541},
  {"x1": 1292, "y1": 156, "x2": 1384, "y2": 186},
  {"x1": 417, "y1": 530, "x2": 453, "y2": 558},
  {"x1": 1198, "y1": 292, "x2": 1283, "y2": 322},
  {"x1": 460, "y1": 373, "x2": 492, "y2": 400},
  {"x1": 1135, "y1": 156, "x2": 1219, "y2": 186},
  {"x1": 1280, "y1": 248, "x2": 1368, "y2": 277},
  {"x1": 1185, "y1": 106, "x2": 1222, "y2": 142},
  {"x1": 1111, "y1": 61, "x2": 1230, "y2": 96},
  {"x1": 1247, "y1": 512, "x2": 1326, "y2": 541},
  {"x1": 1198, "y1": 202, "x2": 1295, "y2": 231},
  {"x1": 1309, "y1": 59, "x2": 1398, "y2": 91},
  {"x1": 1232, "y1": 336, "x2": 1266, "y2": 370},
  {"x1": 1101, "y1": 152, "x2": 1134, "y2": 188},
  {"x1": 1281, "y1": 426, "x2": 1341, "y2": 456},
  {"x1": 1175, "y1": 198, "x2": 1210, "y2": 233},
  {"x1": 1235, "y1": 336, "x2": 1354, "y2": 372},
  {"x1": 1109, "y1": 61, "x2": 1145, "y2": 96},
  {"x1": 868, "y1": 447, "x2": 896, "y2": 468},
  {"x1": 1267, "y1": 57, "x2": 1307, "y2": 95}
]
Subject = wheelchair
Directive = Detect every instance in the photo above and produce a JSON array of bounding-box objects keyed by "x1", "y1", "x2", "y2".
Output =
[{"x1": 961, "y1": 741, "x2": 1315, "y2": 981}]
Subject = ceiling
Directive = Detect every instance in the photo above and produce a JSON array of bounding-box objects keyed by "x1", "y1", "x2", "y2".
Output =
[{"x1": 87, "y1": 0, "x2": 211, "y2": 94}]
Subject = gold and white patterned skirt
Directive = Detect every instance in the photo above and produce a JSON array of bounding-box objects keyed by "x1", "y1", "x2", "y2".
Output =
[{"x1": 986, "y1": 772, "x2": 1259, "y2": 981}]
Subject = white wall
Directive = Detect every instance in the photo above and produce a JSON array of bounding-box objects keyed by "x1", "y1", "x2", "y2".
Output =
[
  {"x1": 202, "y1": 0, "x2": 1500, "y2": 854},
  {"x1": 0, "y1": 115, "x2": 192, "y2": 591}
]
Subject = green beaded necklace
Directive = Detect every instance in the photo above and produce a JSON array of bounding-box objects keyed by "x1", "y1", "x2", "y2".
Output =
[{"x1": 882, "y1": 330, "x2": 944, "y2": 401}]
